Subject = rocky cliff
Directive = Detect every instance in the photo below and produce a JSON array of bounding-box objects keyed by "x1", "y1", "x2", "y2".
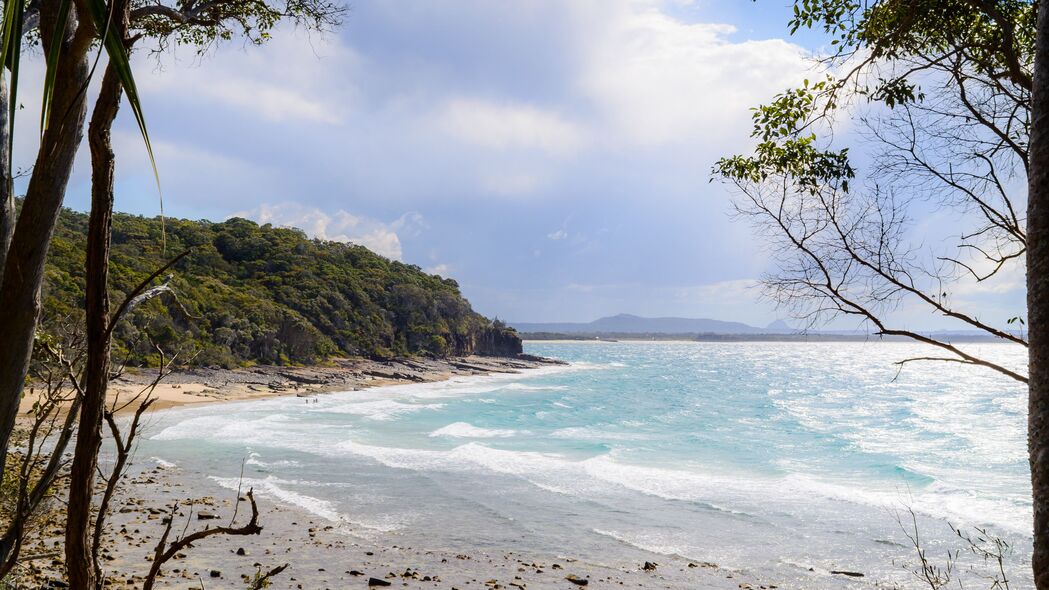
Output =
[{"x1": 472, "y1": 326, "x2": 524, "y2": 356}]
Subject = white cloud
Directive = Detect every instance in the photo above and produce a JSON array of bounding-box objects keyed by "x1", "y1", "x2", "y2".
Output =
[
  {"x1": 234, "y1": 202, "x2": 410, "y2": 260},
  {"x1": 426, "y1": 263, "x2": 451, "y2": 276},
  {"x1": 198, "y1": 80, "x2": 341, "y2": 124},
  {"x1": 578, "y1": 3, "x2": 811, "y2": 146},
  {"x1": 136, "y1": 30, "x2": 357, "y2": 125},
  {"x1": 391, "y1": 211, "x2": 430, "y2": 237},
  {"x1": 438, "y1": 98, "x2": 586, "y2": 156},
  {"x1": 547, "y1": 229, "x2": 568, "y2": 240}
]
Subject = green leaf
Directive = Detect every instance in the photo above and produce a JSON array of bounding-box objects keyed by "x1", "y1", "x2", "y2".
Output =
[
  {"x1": 0, "y1": 0, "x2": 25, "y2": 175},
  {"x1": 83, "y1": 0, "x2": 165, "y2": 248},
  {"x1": 40, "y1": 0, "x2": 72, "y2": 135}
]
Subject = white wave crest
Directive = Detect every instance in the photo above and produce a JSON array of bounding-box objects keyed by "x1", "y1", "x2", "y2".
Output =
[
  {"x1": 429, "y1": 422, "x2": 517, "y2": 438},
  {"x1": 327, "y1": 399, "x2": 444, "y2": 421}
]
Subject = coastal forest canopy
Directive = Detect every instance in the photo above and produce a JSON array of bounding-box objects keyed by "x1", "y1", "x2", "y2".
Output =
[{"x1": 41, "y1": 206, "x2": 519, "y2": 367}]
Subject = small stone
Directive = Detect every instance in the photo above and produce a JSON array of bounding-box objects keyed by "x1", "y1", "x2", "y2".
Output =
[
  {"x1": 565, "y1": 574, "x2": 588, "y2": 586},
  {"x1": 368, "y1": 578, "x2": 392, "y2": 587}
]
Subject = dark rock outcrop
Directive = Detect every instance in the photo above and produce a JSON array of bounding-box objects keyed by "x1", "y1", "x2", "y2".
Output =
[
  {"x1": 448, "y1": 324, "x2": 524, "y2": 357},
  {"x1": 472, "y1": 326, "x2": 523, "y2": 357}
]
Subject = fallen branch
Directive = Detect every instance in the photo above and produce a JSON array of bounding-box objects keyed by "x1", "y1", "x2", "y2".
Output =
[
  {"x1": 142, "y1": 489, "x2": 264, "y2": 590},
  {"x1": 249, "y1": 563, "x2": 289, "y2": 589}
]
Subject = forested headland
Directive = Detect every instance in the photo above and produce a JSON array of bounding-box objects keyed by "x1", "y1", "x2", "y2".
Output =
[{"x1": 41, "y1": 206, "x2": 521, "y2": 367}]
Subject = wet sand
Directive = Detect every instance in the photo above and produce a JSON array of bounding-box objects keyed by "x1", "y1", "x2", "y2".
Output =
[{"x1": 84, "y1": 461, "x2": 775, "y2": 590}]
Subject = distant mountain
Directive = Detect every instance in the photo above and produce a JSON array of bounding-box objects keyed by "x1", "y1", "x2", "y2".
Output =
[
  {"x1": 512, "y1": 314, "x2": 789, "y2": 335},
  {"x1": 513, "y1": 314, "x2": 1016, "y2": 342}
]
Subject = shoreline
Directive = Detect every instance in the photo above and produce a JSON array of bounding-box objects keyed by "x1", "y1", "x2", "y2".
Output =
[
  {"x1": 14, "y1": 356, "x2": 773, "y2": 590},
  {"x1": 90, "y1": 459, "x2": 762, "y2": 590},
  {"x1": 21, "y1": 354, "x2": 564, "y2": 416}
]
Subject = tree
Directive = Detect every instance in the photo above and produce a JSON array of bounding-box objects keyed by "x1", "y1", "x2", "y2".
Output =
[
  {"x1": 1029, "y1": 1, "x2": 1049, "y2": 587},
  {"x1": 0, "y1": 0, "x2": 338, "y2": 583},
  {"x1": 0, "y1": 0, "x2": 98, "y2": 481},
  {"x1": 61, "y1": 0, "x2": 341, "y2": 585},
  {"x1": 714, "y1": 0, "x2": 1047, "y2": 585}
]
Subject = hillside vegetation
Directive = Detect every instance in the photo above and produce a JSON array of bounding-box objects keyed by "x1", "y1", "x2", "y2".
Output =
[{"x1": 42, "y1": 207, "x2": 520, "y2": 367}]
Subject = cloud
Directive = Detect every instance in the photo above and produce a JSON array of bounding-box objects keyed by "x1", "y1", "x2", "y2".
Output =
[
  {"x1": 437, "y1": 98, "x2": 586, "y2": 156},
  {"x1": 196, "y1": 80, "x2": 341, "y2": 124},
  {"x1": 579, "y1": 3, "x2": 811, "y2": 146},
  {"x1": 50, "y1": 0, "x2": 878, "y2": 324},
  {"x1": 136, "y1": 29, "x2": 357, "y2": 125},
  {"x1": 426, "y1": 263, "x2": 451, "y2": 276},
  {"x1": 234, "y1": 202, "x2": 411, "y2": 260},
  {"x1": 390, "y1": 211, "x2": 429, "y2": 237}
]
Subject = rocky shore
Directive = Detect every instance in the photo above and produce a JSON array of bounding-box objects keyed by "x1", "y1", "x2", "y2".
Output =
[
  {"x1": 18, "y1": 460, "x2": 767, "y2": 590},
  {"x1": 104, "y1": 354, "x2": 564, "y2": 412}
]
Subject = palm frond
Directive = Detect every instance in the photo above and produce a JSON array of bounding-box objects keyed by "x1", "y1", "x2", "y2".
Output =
[
  {"x1": 83, "y1": 0, "x2": 164, "y2": 248},
  {"x1": 0, "y1": 0, "x2": 24, "y2": 175},
  {"x1": 40, "y1": 0, "x2": 72, "y2": 135}
]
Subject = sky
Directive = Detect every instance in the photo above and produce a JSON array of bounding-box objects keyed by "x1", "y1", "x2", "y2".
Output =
[{"x1": 14, "y1": 0, "x2": 1028, "y2": 329}]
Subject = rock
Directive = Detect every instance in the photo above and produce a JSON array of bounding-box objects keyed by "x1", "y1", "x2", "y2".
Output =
[
  {"x1": 197, "y1": 512, "x2": 219, "y2": 520},
  {"x1": 472, "y1": 326, "x2": 523, "y2": 356},
  {"x1": 209, "y1": 570, "x2": 221, "y2": 578},
  {"x1": 642, "y1": 561, "x2": 658, "y2": 571},
  {"x1": 236, "y1": 547, "x2": 246, "y2": 556},
  {"x1": 565, "y1": 574, "x2": 588, "y2": 586},
  {"x1": 368, "y1": 578, "x2": 392, "y2": 587},
  {"x1": 830, "y1": 570, "x2": 864, "y2": 578}
]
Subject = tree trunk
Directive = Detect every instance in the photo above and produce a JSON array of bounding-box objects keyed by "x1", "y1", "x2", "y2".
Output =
[
  {"x1": 1031, "y1": 2, "x2": 1049, "y2": 588},
  {"x1": 65, "y1": 57, "x2": 124, "y2": 590},
  {"x1": 0, "y1": 72, "x2": 14, "y2": 285},
  {"x1": 0, "y1": 6, "x2": 92, "y2": 482}
]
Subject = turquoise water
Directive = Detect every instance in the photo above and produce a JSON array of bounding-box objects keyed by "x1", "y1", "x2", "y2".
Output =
[{"x1": 138, "y1": 341, "x2": 1031, "y2": 588}]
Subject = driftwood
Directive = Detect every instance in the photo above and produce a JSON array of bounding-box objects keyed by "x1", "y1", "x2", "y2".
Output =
[{"x1": 142, "y1": 490, "x2": 265, "y2": 590}]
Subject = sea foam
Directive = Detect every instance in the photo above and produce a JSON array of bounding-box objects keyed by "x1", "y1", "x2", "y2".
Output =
[{"x1": 429, "y1": 422, "x2": 518, "y2": 438}]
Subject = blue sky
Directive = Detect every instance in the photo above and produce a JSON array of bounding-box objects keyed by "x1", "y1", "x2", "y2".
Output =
[{"x1": 19, "y1": 0, "x2": 1026, "y2": 328}]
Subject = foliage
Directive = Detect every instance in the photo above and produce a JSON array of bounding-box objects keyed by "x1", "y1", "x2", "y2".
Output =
[
  {"x1": 712, "y1": 0, "x2": 1031, "y2": 383},
  {"x1": 41, "y1": 207, "x2": 507, "y2": 367}
]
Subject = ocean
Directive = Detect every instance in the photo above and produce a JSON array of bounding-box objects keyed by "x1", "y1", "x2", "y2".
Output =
[{"x1": 138, "y1": 341, "x2": 1031, "y2": 588}]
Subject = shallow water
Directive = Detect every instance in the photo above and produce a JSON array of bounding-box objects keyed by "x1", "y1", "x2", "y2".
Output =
[{"x1": 138, "y1": 341, "x2": 1031, "y2": 588}]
